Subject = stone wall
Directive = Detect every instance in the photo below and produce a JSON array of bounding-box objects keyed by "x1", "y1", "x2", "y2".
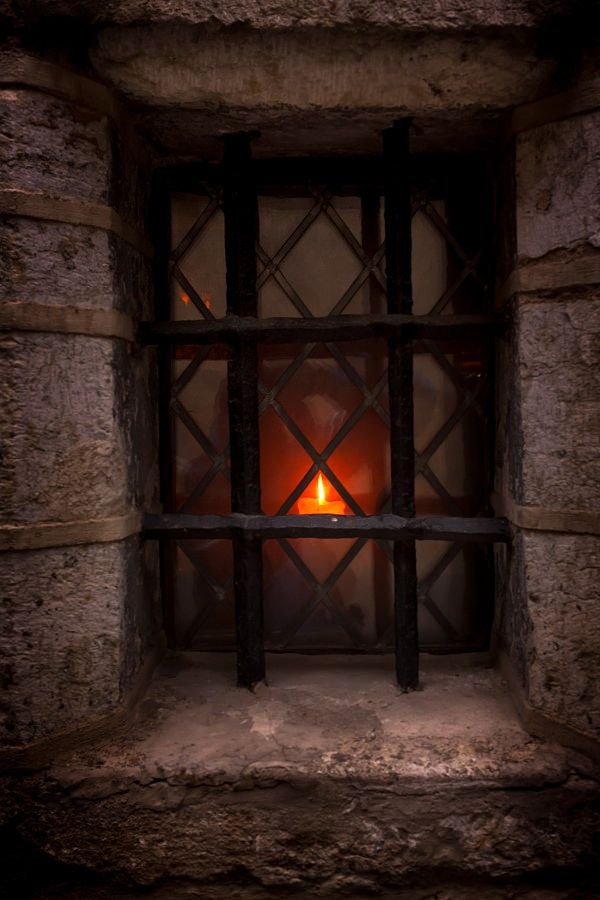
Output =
[
  {"x1": 0, "y1": 48, "x2": 161, "y2": 748},
  {"x1": 495, "y1": 103, "x2": 600, "y2": 740},
  {"x1": 0, "y1": 6, "x2": 598, "y2": 758}
]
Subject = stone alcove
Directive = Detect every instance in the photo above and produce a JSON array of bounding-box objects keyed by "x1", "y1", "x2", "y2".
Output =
[{"x1": 1, "y1": 3, "x2": 599, "y2": 895}]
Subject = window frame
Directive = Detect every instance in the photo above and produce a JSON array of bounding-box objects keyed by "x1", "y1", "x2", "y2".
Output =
[{"x1": 142, "y1": 124, "x2": 509, "y2": 689}]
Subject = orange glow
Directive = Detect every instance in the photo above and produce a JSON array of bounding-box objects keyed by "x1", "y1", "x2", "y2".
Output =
[
  {"x1": 297, "y1": 472, "x2": 346, "y2": 516},
  {"x1": 180, "y1": 292, "x2": 190, "y2": 305},
  {"x1": 202, "y1": 293, "x2": 212, "y2": 310},
  {"x1": 317, "y1": 472, "x2": 326, "y2": 506}
]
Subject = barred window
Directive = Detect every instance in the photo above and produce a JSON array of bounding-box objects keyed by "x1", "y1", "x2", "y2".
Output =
[{"x1": 142, "y1": 123, "x2": 508, "y2": 688}]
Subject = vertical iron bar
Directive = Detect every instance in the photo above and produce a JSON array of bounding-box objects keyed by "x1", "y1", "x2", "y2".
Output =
[
  {"x1": 447, "y1": 163, "x2": 496, "y2": 645},
  {"x1": 151, "y1": 169, "x2": 177, "y2": 645},
  {"x1": 361, "y1": 192, "x2": 388, "y2": 641},
  {"x1": 223, "y1": 133, "x2": 265, "y2": 687},
  {"x1": 384, "y1": 120, "x2": 419, "y2": 690}
]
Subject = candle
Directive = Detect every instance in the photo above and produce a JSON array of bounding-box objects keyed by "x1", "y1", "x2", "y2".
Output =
[{"x1": 297, "y1": 473, "x2": 346, "y2": 515}]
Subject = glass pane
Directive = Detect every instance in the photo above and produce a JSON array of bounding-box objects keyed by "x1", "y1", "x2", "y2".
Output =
[
  {"x1": 171, "y1": 192, "x2": 227, "y2": 319},
  {"x1": 259, "y1": 196, "x2": 363, "y2": 316},
  {"x1": 263, "y1": 538, "x2": 393, "y2": 651},
  {"x1": 169, "y1": 179, "x2": 491, "y2": 653},
  {"x1": 172, "y1": 349, "x2": 230, "y2": 514},
  {"x1": 412, "y1": 202, "x2": 448, "y2": 315},
  {"x1": 174, "y1": 540, "x2": 234, "y2": 649}
]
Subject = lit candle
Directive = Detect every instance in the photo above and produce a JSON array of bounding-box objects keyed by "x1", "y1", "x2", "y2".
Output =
[{"x1": 297, "y1": 473, "x2": 346, "y2": 515}]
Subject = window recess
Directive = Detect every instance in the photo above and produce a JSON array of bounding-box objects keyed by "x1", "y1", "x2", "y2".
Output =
[{"x1": 142, "y1": 122, "x2": 510, "y2": 689}]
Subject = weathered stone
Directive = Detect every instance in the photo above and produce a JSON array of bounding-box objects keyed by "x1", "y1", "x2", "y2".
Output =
[
  {"x1": 0, "y1": 0, "x2": 554, "y2": 31},
  {"x1": 0, "y1": 59, "x2": 158, "y2": 753},
  {"x1": 0, "y1": 537, "x2": 157, "y2": 744},
  {"x1": 0, "y1": 219, "x2": 116, "y2": 309},
  {"x1": 516, "y1": 111, "x2": 600, "y2": 261},
  {"x1": 107, "y1": 121, "x2": 150, "y2": 231},
  {"x1": 495, "y1": 306, "x2": 524, "y2": 505},
  {"x1": 0, "y1": 333, "x2": 129, "y2": 523},
  {"x1": 494, "y1": 535, "x2": 530, "y2": 689},
  {"x1": 110, "y1": 232, "x2": 154, "y2": 320},
  {"x1": 1, "y1": 656, "x2": 598, "y2": 895},
  {"x1": 0, "y1": 219, "x2": 153, "y2": 316},
  {"x1": 521, "y1": 532, "x2": 600, "y2": 737},
  {"x1": 517, "y1": 294, "x2": 600, "y2": 510},
  {"x1": 0, "y1": 332, "x2": 158, "y2": 523},
  {"x1": 0, "y1": 88, "x2": 109, "y2": 202},
  {"x1": 113, "y1": 340, "x2": 160, "y2": 513},
  {"x1": 92, "y1": 25, "x2": 553, "y2": 113}
]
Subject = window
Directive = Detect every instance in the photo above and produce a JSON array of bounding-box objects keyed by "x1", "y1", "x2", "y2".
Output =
[{"x1": 143, "y1": 123, "x2": 509, "y2": 688}]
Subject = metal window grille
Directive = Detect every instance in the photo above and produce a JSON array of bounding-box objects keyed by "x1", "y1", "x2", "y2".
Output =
[{"x1": 142, "y1": 122, "x2": 510, "y2": 689}]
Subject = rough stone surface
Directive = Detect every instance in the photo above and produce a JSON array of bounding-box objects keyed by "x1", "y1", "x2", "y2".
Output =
[
  {"x1": 521, "y1": 532, "x2": 600, "y2": 737},
  {"x1": 494, "y1": 534, "x2": 530, "y2": 690},
  {"x1": 0, "y1": 333, "x2": 129, "y2": 523},
  {"x1": 0, "y1": 219, "x2": 116, "y2": 309},
  {"x1": 516, "y1": 111, "x2": 600, "y2": 261},
  {"x1": 0, "y1": 70, "x2": 159, "y2": 748},
  {"x1": 110, "y1": 233, "x2": 154, "y2": 320},
  {"x1": 496, "y1": 528, "x2": 600, "y2": 741},
  {"x1": 114, "y1": 340, "x2": 160, "y2": 514},
  {"x1": 496, "y1": 294, "x2": 600, "y2": 733},
  {"x1": 85, "y1": 21, "x2": 558, "y2": 158},
  {"x1": 0, "y1": 537, "x2": 159, "y2": 745},
  {"x1": 1, "y1": 656, "x2": 599, "y2": 897},
  {"x1": 517, "y1": 293, "x2": 600, "y2": 510},
  {"x1": 93, "y1": 26, "x2": 552, "y2": 112},
  {"x1": 0, "y1": 221, "x2": 153, "y2": 316},
  {"x1": 495, "y1": 306, "x2": 524, "y2": 506},
  {"x1": 0, "y1": 88, "x2": 109, "y2": 203},
  {"x1": 0, "y1": 0, "x2": 553, "y2": 30},
  {"x1": 0, "y1": 331, "x2": 158, "y2": 523}
]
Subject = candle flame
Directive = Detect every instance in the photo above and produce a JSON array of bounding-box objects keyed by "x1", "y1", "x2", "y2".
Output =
[
  {"x1": 180, "y1": 292, "x2": 190, "y2": 305},
  {"x1": 317, "y1": 473, "x2": 326, "y2": 506}
]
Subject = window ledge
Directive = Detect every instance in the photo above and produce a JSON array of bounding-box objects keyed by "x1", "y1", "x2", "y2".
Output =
[
  {"x1": 5, "y1": 654, "x2": 600, "y2": 897},
  {"x1": 80, "y1": 652, "x2": 582, "y2": 790}
]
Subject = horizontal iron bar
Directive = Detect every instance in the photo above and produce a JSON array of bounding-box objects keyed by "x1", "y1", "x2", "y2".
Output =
[
  {"x1": 140, "y1": 314, "x2": 497, "y2": 346},
  {"x1": 143, "y1": 513, "x2": 511, "y2": 543},
  {"x1": 165, "y1": 154, "x2": 486, "y2": 196}
]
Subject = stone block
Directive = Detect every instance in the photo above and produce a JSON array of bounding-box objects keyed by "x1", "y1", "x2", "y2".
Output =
[
  {"x1": 0, "y1": 88, "x2": 109, "y2": 202},
  {"x1": 521, "y1": 531, "x2": 600, "y2": 737},
  {"x1": 0, "y1": 538, "x2": 151, "y2": 745},
  {"x1": 0, "y1": 0, "x2": 548, "y2": 31},
  {"x1": 516, "y1": 110, "x2": 600, "y2": 260},
  {"x1": 0, "y1": 218, "x2": 116, "y2": 309},
  {"x1": 91, "y1": 25, "x2": 552, "y2": 115},
  {"x1": 114, "y1": 340, "x2": 160, "y2": 513},
  {"x1": 494, "y1": 535, "x2": 529, "y2": 688},
  {"x1": 110, "y1": 232, "x2": 154, "y2": 320},
  {"x1": 517, "y1": 294, "x2": 600, "y2": 509},
  {"x1": 0, "y1": 332, "x2": 130, "y2": 524},
  {"x1": 2, "y1": 657, "x2": 599, "y2": 895},
  {"x1": 107, "y1": 123, "x2": 149, "y2": 231},
  {"x1": 494, "y1": 313, "x2": 524, "y2": 503}
]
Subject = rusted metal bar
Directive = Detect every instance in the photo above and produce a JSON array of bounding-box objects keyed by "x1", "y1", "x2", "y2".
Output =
[
  {"x1": 165, "y1": 154, "x2": 482, "y2": 197},
  {"x1": 151, "y1": 169, "x2": 177, "y2": 645},
  {"x1": 139, "y1": 313, "x2": 496, "y2": 345},
  {"x1": 223, "y1": 132, "x2": 265, "y2": 688},
  {"x1": 143, "y1": 513, "x2": 511, "y2": 543},
  {"x1": 384, "y1": 119, "x2": 419, "y2": 691}
]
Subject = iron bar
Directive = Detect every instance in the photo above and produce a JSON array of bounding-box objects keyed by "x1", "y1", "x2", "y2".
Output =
[
  {"x1": 384, "y1": 119, "x2": 419, "y2": 691},
  {"x1": 140, "y1": 313, "x2": 496, "y2": 345},
  {"x1": 151, "y1": 170, "x2": 177, "y2": 645},
  {"x1": 143, "y1": 513, "x2": 510, "y2": 543},
  {"x1": 223, "y1": 132, "x2": 265, "y2": 688}
]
